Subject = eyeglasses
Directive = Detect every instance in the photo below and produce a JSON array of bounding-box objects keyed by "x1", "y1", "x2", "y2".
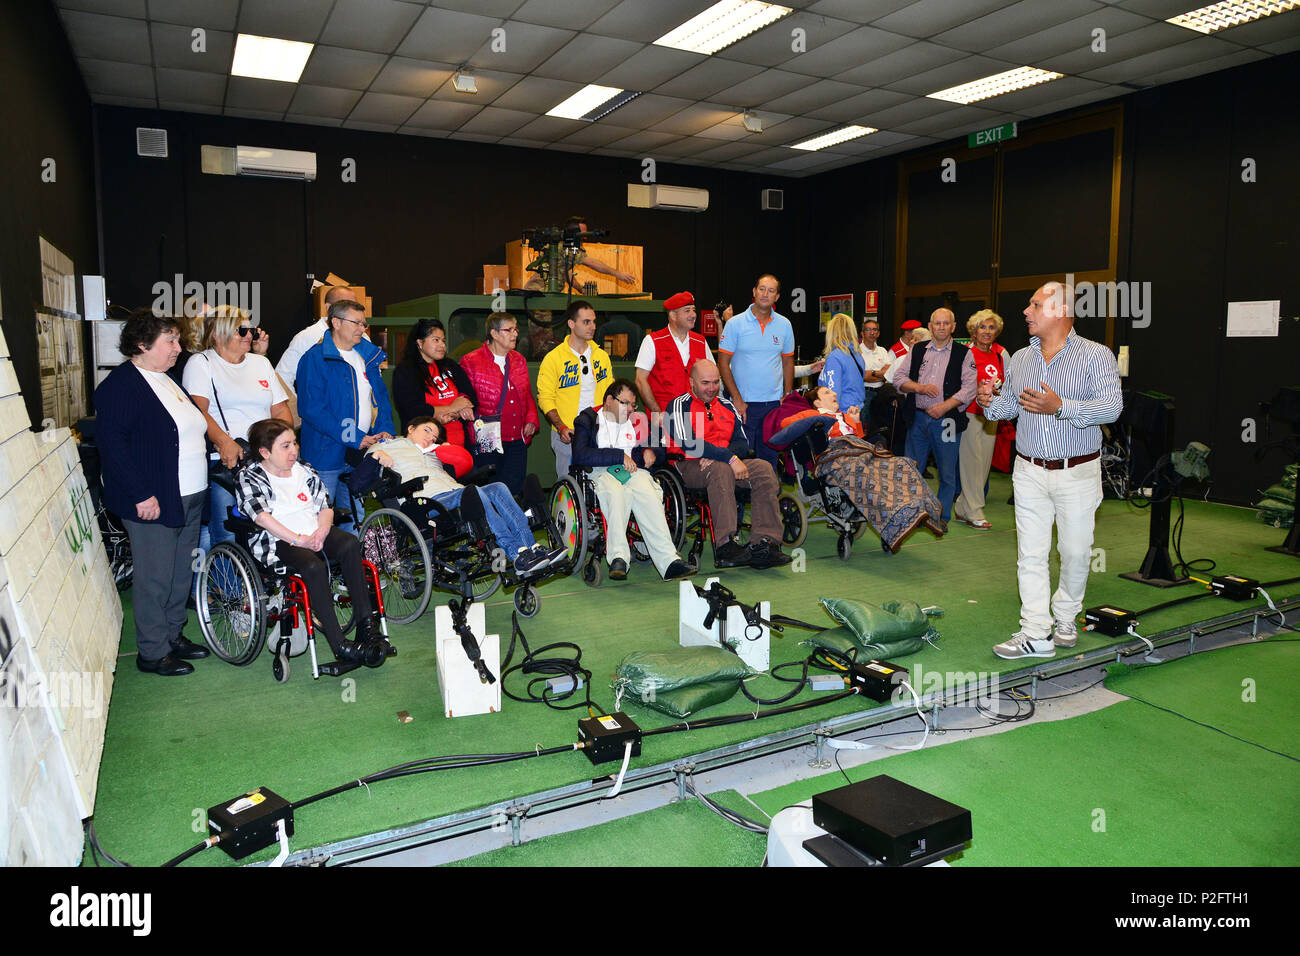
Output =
[
  {"x1": 494, "y1": 326, "x2": 518, "y2": 336},
  {"x1": 613, "y1": 396, "x2": 635, "y2": 408},
  {"x1": 340, "y1": 316, "x2": 368, "y2": 329},
  {"x1": 236, "y1": 327, "x2": 262, "y2": 340}
]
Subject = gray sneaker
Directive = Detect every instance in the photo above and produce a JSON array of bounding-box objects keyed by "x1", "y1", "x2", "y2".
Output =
[
  {"x1": 992, "y1": 632, "x2": 1056, "y2": 660},
  {"x1": 1053, "y1": 620, "x2": 1079, "y2": 648}
]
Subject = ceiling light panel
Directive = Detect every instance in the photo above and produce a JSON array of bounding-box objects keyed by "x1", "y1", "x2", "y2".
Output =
[
  {"x1": 790, "y1": 125, "x2": 877, "y2": 151},
  {"x1": 927, "y1": 66, "x2": 1063, "y2": 105},
  {"x1": 231, "y1": 33, "x2": 314, "y2": 83},
  {"x1": 1167, "y1": 0, "x2": 1298, "y2": 34},
  {"x1": 655, "y1": 1, "x2": 793, "y2": 56}
]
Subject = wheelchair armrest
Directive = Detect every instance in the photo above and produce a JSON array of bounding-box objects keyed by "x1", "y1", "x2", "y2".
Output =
[{"x1": 459, "y1": 464, "x2": 497, "y2": 486}]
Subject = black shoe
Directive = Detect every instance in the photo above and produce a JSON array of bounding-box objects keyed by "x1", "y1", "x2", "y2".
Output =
[
  {"x1": 749, "y1": 539, "x2": 792, "y2": 569},
  {"x1": 137, "y1": 653, "x2": 194, "y2": 676},
  {"x1": 609, "y1": 558, "x2": 629, "y2": 580},
  {"x1": 536, "y1": 543, "x2": 569, "y2": 569},
  {"x1": 513, "y1": 547, "x2": 546, "y2": 577},
  {"x1": 336, "y1": 639, "x2": 385, "y2": 668},
  {"x1": 663, "y1": 559, "x2": 697, "y2": 581},
  {"x1": 714, "y1": 539, "x2": 752, "y2": 568},
  {"x1": 171, "y1": 633, "x2": 210, "y2": 660}
]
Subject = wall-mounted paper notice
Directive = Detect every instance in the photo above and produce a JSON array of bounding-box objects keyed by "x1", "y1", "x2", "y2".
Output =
[{"x1": 1226, "y1": 300, "x2": 1279, "y2": 337}]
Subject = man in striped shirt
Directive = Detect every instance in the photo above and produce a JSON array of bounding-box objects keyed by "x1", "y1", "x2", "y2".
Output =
[{"x1": 978, "y1": 281, "x2": 1123, "y2": 660}]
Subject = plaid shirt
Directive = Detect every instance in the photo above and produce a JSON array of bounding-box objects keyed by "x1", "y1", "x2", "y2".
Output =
[{"x1": 235, "y1": 461, "x2": 330, "y2": 566}]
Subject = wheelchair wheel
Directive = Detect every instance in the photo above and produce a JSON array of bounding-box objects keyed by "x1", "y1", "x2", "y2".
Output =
[
  {"x1": 628, "y1": 517, "x2": 653, "y2": 563},
  {"x1": 853, "y1": 520, "x2": 869, "y2": 541},
  {"x1": 196, "y1": 542, "x2": 267, "y2": 666},
  {"x1": 777, "y1": 492, "x2": 808, "y2": 549},
  {"x1": 329, "y1": 565, "x2": 357, "y2": 636},
  {"x1": 652, "y1": 467, "x2": 688, "y2": 551},
  {"x1": 472, "y1": 571, "x2": 502, "y2": 602},
  {"x1": 513, "y1": 584, "x2": 540, "y2": 618},
  {"x1": 272, "y1": 639, "x2": 290, "y2": 684},
  {"x1": 549, "y1": 476, "x2": 588, "y2": 576},
  {"x1": 583, "y1": 558, "x2": 603, "y2": 587},
  {"x1": 360, "y1": 508, "x2": 432, "y2": 626},
  {"x1": 837, "y1": 533, "x2": 853, "y2": 562}
]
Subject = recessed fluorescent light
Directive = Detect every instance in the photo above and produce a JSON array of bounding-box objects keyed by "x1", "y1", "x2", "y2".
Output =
[
  {"x1": 583, "y1": 90, "x2": 641, "y2": 121},
  {"x1": 231, "y1": 33, "x2": 314, "y2": 83},
  {"x1": 927, "y1": 66, "x2": 1063, "y2": 105},
  {"x1": 547, "y1": 85, "x2": 631, "y2": 121},
  {"x1": 790, "y1": 125, "x2": 877, "y2": 151},
  {"x1": 1167, "y1": 0, "x2": 1297, "y2": 33},
  {"x1": 655, "y1": 0, "x2": 793, "y2": 56}
]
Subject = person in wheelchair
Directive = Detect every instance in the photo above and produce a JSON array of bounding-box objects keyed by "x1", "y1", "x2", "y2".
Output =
[
  {"x1": 663, "y1": 360, "x2": 791, "y2": 569},
  {"x1": 571, "y1": 378, "x2": 696, "y2": 582},
  {"x1": 365, "y1": 417, "x2": 566, "y2": 578},
  {"x1": 235, "y1": 418, "x2": 389, "y2": 665}
]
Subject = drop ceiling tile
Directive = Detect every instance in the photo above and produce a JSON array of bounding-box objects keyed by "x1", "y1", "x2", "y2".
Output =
[
  {"x1": 559, "y1": 122, "x2": 640, "y2": 147},
  {"x1": 591, "y1": 92, "x2": 695, "y2": 127},
  {"x1": 833, "y1": 40, "x2": 959, "y2": 87},
  {"x1": 426, "y1": 0, "x2": 522, "y2": 16},
  {"x1": 1037, "y1": 20, "x2": 1203, "y2": 74},
  {"x1": 1262, "y1": 35, "x2": 1300, "y2": 55},
  {"x1": 654, "y1": 103, "x2": 739, "y2": 136},
  {"x1": 763, "y1": 116, "x2": 842, "y2": 144},
  {"x1": 806, "y1": 87, "x2": 912, "y2": 123},
  {"x1": 319, "y1": 0, "x2": 425, "y2": 54},
  {"x1": 236, "y1": 0, "x2": 334, "y2": 44},
  {"x1": 695, "y1": 116, "x2": 758, "y2": 142},
  {"x1": 58, "y1": 10, "x2": 152, "y2": 63},
  {"x1": 288, "y1": 84, "x2": 364, "y2": 118},
  {"x1": 155, "y1": 68, "x2": 228, "y2": 106},
  {"x1": 78, "y1": 59, "x2": 156, "y2": 99},
  {"x1": 780, "y1": 25, "x2": 920, "y2": 79},
  {"x1": 981, "y1": 74, "x2": 1106, "y2": 112},
  {"x1": 449, "y1": 132, "x2": 504, "y2": 144},
  {"x1": 691, "y1": 140, "x2": 770, "y2": 162},
  {"x1": 595, "y1": 45, "x2": 705, "y2": 90},
  {"x1": 491, "y1": 75, "x2": 586, "y2": 112},
  {"x1": 508, "y1": 114, "x2": 587, "y2": 140},
  {"x1": 763, "y1": 152, "x2": 845, "y2": 172},
  {"x1": 761, "y1": 78, "x2": 870, "y2": 115},
  {"x1": 161, "y1": 102, "x2": 222, "y2": 115},
  {"x1": 371, "y1": 58, "x2": 457, "y2": 98},
  {"x1": 497, "y1": 137, "x2": 552, "y2": 149},
  {"x1": 457, "y1": 106, "x2": 539, "y2": 136},
  {"x1": 741, "y1": 145, "x2": 801, "y2": 165},
  {"x1": 343, "y1": 120, "x2": 400, "y2": 133},
  {"x1": 299, "y1": 46, "x2": 388, "y2": 89},
  {"x1": 606, "y1": 129, "x2": 684, "y2": 152},
  {"x1": 933, "y1": 0, "x2": 1105, "y2": 52},
  {"x1": 890, "y1": 104, "x2": 1005, "y2": 137},
  {"x1": 710, "y1": 69, "x2": 811, "y2": 109},
  {"x1": 467, "y1": 21, "x2": 579, "y2": 73},
  {"x1": 224, "y1": 107, "x2": 285, "y2": 120},
  {"x1": 400, "y1": 127, "x2": 452, "y2": 138},
  {"x1": 404, "y1": 99, "x2": 483, "y2": 129},
  {"x1": 852, "y1": 95, "x2": 955, "y2": 128},
  {"x1": 1079, "y1": 34, "x2": 1242, "y2": 83},
  {"x1": 653, "y1": 58, "x2": 764, "y2": 99},
  {"x1": 1117, "y1": 0, "x2": 1214, "y2": 17},
  {"x1": 285, "y1": 113, "x2": 345, "y2": 127},
  {"x1": 1015, "y1": 86, "x2": 1123, "y2": 116},
  {"x1": 94, "y1": 94, "x2": 159, "y2": 109},
  {"x1": 148, "y1": 0, "x2": 237, "y2": 30},
  {"x1": 511, "y1": 0, "x2": 623, "y2": 30},
  {"x1": 807, "y1": 0, "x2": 914, "y2": 22},
  {"x1": 59, "y1": 0, "x2": 146, "y2": 17},
  {"x1": 225, "y1": 75, "x2": 298, "y2": 111},
  {"x1": 533, "y1": 33, "x2": 646, "y2": 83},
  {"x1": 1196, "y1": 9, "x2": 1300, "y2": 45},
  {"x1": 710, "y1": 11, "x2": 858, "y2": 71},
  {"x1": 872, "y1": 0, "x2": 1024, "y2": 38},
  {"x1": 651, "y1": 137, "x2": 726, "y2": 157},
  {"x1": 884, "y1": 55, "x2": 1020, "y2": 97},
  {"x1": 983, "y1": 7, "x2": 1155, "y2": 64},
  {"x1": 585, "y1": 0, "x2": 721, "y2": 43},
  {"x1": 1127, "y1": 47, "x2": 1271, "y2": 86},
  {"x1": 398, "y1": 7, "x2": 509, "y2": 64},
  {"x1": 548, "y1": 142, "x2": 595, "y2": 153}
]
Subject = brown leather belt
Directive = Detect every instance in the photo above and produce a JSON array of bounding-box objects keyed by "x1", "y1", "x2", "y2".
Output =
[{"x1": 1017, "y1": 451, "x2": 1100, "y2": 470}]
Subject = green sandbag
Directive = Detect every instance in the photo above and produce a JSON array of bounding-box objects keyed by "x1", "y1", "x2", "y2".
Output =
[
  {"x1": 635, "y1": 678, "x2": 740, "y2": 718},
  {"x1": 819, "y1": 597, "x2": 928, "y2": 643},
  {"x1": 1263, "y1": 483, "x2": 1296, "y2": 501},
  {"x1": 615, "y1": 645, "x2": 755, "y2": 699},
  {"x1": 803, "y1": 626, "x2": 860, "y2": 659}
]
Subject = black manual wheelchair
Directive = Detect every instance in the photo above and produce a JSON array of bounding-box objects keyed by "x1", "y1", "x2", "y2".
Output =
[{"x1": 193, "y1": 477, "x2": 390, "y2": 682}]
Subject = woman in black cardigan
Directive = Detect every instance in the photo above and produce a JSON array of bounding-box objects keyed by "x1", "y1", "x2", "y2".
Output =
[
  {"x1": 94, "y1": 310, "x2": 211, "y2": 676},
  {"x1": 391, "y1": 319, "x2": 478, "y2": 458}
]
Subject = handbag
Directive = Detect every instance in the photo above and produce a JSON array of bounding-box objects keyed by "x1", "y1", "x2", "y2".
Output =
[
  {"x1": 203, "y1": 355, "x2": 250, "y2": 476},
  {"x1": 474, "y1": 360, "x2": 511, "y2": 454}
]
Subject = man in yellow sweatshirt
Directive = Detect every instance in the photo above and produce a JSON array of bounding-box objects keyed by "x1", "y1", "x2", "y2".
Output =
[{"x1": 537, "y1": 300, "x2": 613, "y2": 479}]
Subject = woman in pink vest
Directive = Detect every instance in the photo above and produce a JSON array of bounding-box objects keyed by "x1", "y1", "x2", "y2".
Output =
[{"x1": 459, "y1": 312, "x2": 539, "y2": 495}]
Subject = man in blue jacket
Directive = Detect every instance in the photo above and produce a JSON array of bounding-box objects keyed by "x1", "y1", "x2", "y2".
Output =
[{"x1": 296, "y1": 299, "x2": 395, "y2": 513}]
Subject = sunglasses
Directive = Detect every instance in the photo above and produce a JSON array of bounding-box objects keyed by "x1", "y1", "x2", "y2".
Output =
[
  {"x1": 236, "y1": 327, "x2": 262, "y2": 340},
  {"x1": 580, "y1": 355, "x2": 590, "y2": 374}
]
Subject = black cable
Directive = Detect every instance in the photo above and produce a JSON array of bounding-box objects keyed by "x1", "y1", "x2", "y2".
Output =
[
  {"x1": 641, "y1": 688, "x2": 860, "y2": 738},
  {"x1": 85, "y1": 819, "x2": 130, "y2": 867},
  {"x1": 161, "y1": 840, "x2": 216, "y2": 868},
  {"x1": 500, "y1": 611, "x2": 605, "y2": 714},
  {"x1": 1121, "y1": 691, "x2": 1300, "y2": 763}
]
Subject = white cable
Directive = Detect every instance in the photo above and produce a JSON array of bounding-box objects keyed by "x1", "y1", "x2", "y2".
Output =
[
  {"x1": 1128, "y1": 624, "x2": 1162, "y2": 663},
  {"x1": 1258, "y1": 587, "x2": 1286, "y2": 627},
  {"x1": 604, "y1": 740, "x2": 633, "y2": 798},
  {"x1": 826, "y1": 680, "x2": 930, "y2": 753},
  {"x1": 268, "y1": 818, "x2": 290, "y2": 868}
]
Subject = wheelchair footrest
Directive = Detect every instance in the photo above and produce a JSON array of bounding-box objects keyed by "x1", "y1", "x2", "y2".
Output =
[{"x1": 318, "y1": 659, "x2": 363, "y2": 678}]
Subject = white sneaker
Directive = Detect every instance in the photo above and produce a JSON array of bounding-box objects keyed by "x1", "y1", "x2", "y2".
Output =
[
  {"x1": 992, "y1": 632, "x2": 1056, "y2": 660},
  {"x1": 1053, "y1": 620, "x2": 1078, "y2": 648}
]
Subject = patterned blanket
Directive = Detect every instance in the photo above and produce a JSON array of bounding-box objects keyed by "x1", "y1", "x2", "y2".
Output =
[{"x1": 814, "y1": 436, "x2": 945, "y2": 552}]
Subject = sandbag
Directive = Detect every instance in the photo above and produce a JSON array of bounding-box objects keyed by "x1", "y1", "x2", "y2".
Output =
[
  {"x1": 615, "y1": 645, "x2": 755, "y2": 699},
  {"x1": 803, "y1": 626, "x2": 860, "y2": 659},
  {"x1": 818, "y1": 597, "x2": 936, "y2": 658},
  {"x1": 638, "y1": 678, "x2": 740, "y2": 718}
]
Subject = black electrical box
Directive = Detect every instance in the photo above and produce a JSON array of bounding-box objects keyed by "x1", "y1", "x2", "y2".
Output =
[
  {"x1": 578, "y1": 711, "x2": 642, "y2": 765},
  {"x1": 1084, "y1": 605, "x2": 1138, "y2": 637},
  {"x1": 849, "y1": 660, "x2": 908, "y2": 702},
  {"x1": 811, "y1": 775, "x2": 971, "y2": 867},
  {"x1": 1210, "y1": 575, "x2": 1259, "y2": 600},
  {"x1": 208, "y1": 787, "x2": 294, "y2": 860}
]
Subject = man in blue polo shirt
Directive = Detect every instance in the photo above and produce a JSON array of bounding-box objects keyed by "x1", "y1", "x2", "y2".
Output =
[{"x1": 718, "y1": 273, "x2": 794, "y2": 468}]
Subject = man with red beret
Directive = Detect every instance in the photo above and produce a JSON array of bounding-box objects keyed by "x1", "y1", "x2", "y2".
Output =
[
  {"x1": 634, "y1": 291, "x2": 714, "y2": 422},
  {"x1": 890, "y1": 319, "x2": 923, "y2": 361}
]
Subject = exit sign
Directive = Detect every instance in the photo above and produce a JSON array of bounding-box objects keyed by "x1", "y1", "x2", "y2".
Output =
[{"x1": 968, "y1": 122, "x2": 1017, "y2": 147}]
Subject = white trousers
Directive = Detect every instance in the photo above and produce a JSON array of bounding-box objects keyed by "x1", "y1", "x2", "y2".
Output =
[
  {"x1": 1011, "y1": 455, "x2": 1103, "y2": 638},
  {"x1": 954, "y1": 411, "x2": 998, "y2": 521},
  {"x1": 592, "y1": 468, "x2": 679, "y2": 576}
]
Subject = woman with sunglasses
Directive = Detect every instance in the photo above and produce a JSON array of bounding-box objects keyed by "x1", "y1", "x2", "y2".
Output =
[{"x1": 182, "y1": 305, "x2": 291, "y2": 546}]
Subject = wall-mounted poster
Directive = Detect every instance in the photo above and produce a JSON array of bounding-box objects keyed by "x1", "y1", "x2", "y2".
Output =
[{"x1": 819, "y1": 293, "x2": 853, "y2": 331}]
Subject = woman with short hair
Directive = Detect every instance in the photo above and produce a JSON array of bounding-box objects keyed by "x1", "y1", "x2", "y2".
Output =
[
  {"x1": 459, "y1": 312, "x2": 539, "y2": 495},
  {"x1": 182, "y1": 305, "x2": 291, "y2": 545},
  {"x1": 953, "y1": 309, "x2": 1008, "y2": 530},
  {"x1": 94, "y1": 309, "x2": 211, "y2": 676}
]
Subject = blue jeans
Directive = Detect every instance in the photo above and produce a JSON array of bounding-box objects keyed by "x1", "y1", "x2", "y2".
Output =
[
  {"x1": 905, "y1": 413, "x2": 960, "y2": 522},
  {"x1": 315, "y1": 468, "x2": 358, "y2": 537},
  {"x1": 433, "y1": 482, "x2": 535, "y2": 555},
  {"x1": 204, "y1": 478, "x2": 237, "y2": 548},
  {"x1": 741, "y1": 399, "x2": 780, "y2": 469}
]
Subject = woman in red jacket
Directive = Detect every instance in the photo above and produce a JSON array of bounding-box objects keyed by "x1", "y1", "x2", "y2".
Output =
[
  {"x1": 953, "y1": 309, "x2": 1007, "y2": 529},
  {"x1": 458, "y1": 312, "x2": 539, "y2": 495}
]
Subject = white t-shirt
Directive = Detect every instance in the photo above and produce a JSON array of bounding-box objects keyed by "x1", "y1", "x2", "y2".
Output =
[
  {"x1": 493, "y1": 352, "x2": 507, "y2": 374},
  {"x1": 634, "y1": 330, "x2": 714, "y2": 372},
  {"x1": 594, "y1": 409, "x2": 638, "y2": 454},
  {"x1": 182, "y1": 350, "x2": 289, "y2": 440},
  {"x1": 275, "y1": 318, "x2": 328, "y2": 391},
  {"x1": 266, "y1": 463, "x2": 320, "y2": 537},
  {"x1": 339, "y1": 346, "x2": 374, "y2": 433},
  {"x1": 571, "y1": 342, "x2": 596, "y2": 412},
  {"x1": 857, "y1": 343, "x2": 894, "y2": 390},
  {"x1": 137, "y1": 365, "x2": 209, "y2": 495}
]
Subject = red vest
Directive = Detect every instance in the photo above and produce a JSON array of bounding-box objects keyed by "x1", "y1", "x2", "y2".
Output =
[{"x1": 647, "y1": 327, "x2": 707, "y2": 410}]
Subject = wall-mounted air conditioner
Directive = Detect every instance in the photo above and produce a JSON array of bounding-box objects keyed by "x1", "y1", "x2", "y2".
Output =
[
  {"x1": 627, "y1": 183, "x2": 710, "y2": 212},
  {"x1": 234, "y1": 146, "x2": 317, "y2": 182}
]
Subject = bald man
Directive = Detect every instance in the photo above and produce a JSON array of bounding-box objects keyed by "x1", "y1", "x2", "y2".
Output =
[
  {"x1": 978, "y1": 281, "x2": 1122, "y2": 661},
  {"x1": 663, "y1": 360, "x2": 790, "y2": 569},
  {"x1": 891, "y1": 307, "x2": 976, "y2": 525}
]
